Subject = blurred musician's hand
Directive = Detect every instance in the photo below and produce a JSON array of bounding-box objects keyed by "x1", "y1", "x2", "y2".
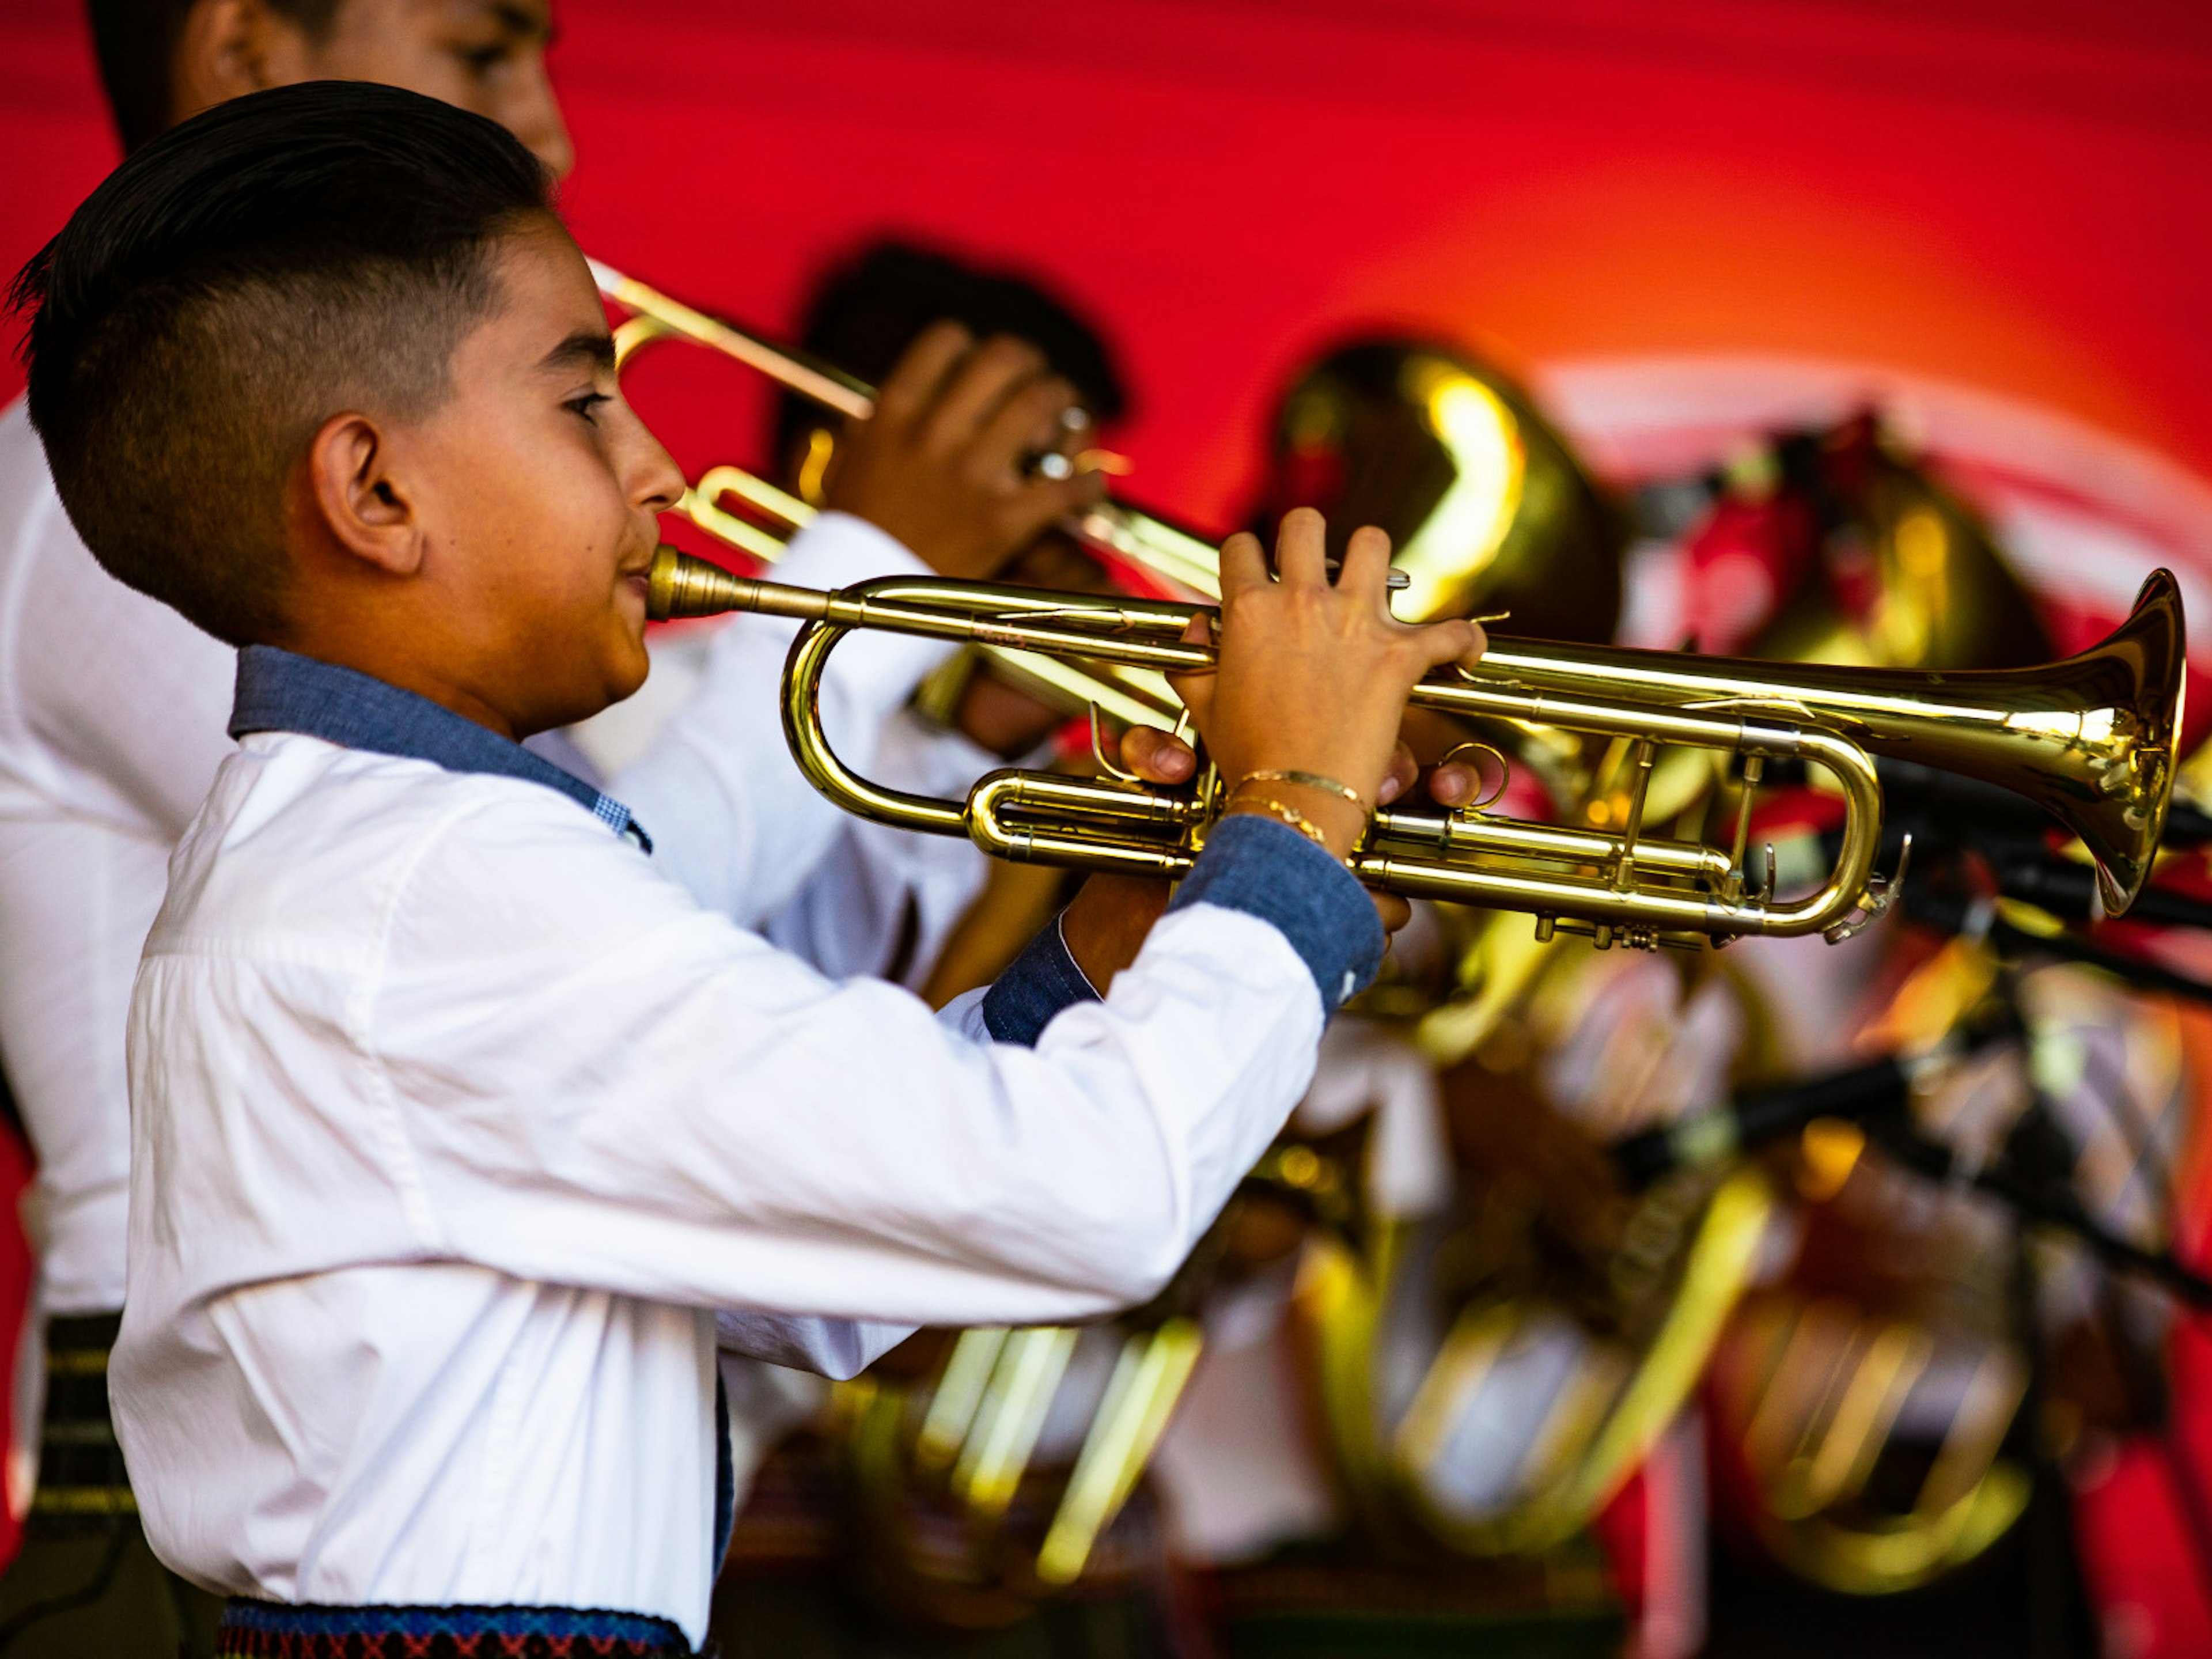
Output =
[
  {"x1": 824, "y1": 321, "x2": 1105, "y2": 581},
  {"x1": 950, "y1": 537, "x2": 1123, "y2": 757}
]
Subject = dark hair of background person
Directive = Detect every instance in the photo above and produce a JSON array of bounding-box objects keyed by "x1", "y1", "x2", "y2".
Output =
[
  {"x1": 11, "y1": 79, "x2": 553, "y2": 645},
  {"x1": 85, "y1": 0, "x2": 347, "y2": 154},
  {"x1": 777, "y1": 240, "x2": 1130, "y2": 474}
]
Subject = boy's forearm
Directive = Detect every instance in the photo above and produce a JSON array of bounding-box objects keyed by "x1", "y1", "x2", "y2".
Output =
[{"x1": 983, "y1": 812, "x2": 1384, "y2": 1047}]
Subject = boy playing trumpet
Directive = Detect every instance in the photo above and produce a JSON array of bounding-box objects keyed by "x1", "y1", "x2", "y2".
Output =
[{"x1": 14, "y1": 81, "x2": 1479, "y2": 1656}]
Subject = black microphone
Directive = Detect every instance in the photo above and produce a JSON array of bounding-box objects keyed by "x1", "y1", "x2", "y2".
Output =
[{"x1": 1610, "y1": 1056, "x2": 1911, "y2": 1187}]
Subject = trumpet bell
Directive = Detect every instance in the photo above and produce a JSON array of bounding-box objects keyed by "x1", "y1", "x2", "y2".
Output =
[
  {"x1": 1472, "y1": 565, "x2": 2187, "y2": 922},
  {"x1": 2017, "y1": 569, "x2": 2184, "y2": 914}
]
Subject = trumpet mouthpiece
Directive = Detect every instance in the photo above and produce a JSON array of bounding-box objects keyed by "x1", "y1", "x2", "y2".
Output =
[{"x1": 646, "y1": 546, "x2": 754, "y2": 620}]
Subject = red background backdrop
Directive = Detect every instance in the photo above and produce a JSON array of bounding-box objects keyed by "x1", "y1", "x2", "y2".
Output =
[
  {"x1": 5, "y1": 1, "x2": 2212, "y2": 1650},
  {"x1": 8, "y1": 0, "x2": 2212, "y2": 531}
]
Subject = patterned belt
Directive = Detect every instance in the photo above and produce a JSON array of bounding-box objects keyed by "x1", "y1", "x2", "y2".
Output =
[
  {"x1": 216, "y1": 1600, "x2": 696, "y2": 1657},
  {"x1": 26, "y1": 1310, "x2": 135, "y2": 1537}
]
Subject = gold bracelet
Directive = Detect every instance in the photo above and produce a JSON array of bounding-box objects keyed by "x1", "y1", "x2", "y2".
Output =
[
  {"x1": 1228, "y1": 794, "x2": 1344, "y2": 862},
  {"x1": 1236, "y1": 768, "x2": 1365, "y2": 808}
]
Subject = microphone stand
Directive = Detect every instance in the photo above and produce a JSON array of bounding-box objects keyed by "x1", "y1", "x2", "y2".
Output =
[{"x1": 1612, "y1": 1039, "x2": 2212, "y2": 1309}]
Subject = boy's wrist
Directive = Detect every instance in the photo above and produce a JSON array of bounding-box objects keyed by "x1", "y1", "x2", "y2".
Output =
[
  {"x1": 1169, "y1": 814, "x2": 1387, "y2": 1017},
  {"x1": 1224, "y1": 780, "x2": 1368, "y2": 862}
]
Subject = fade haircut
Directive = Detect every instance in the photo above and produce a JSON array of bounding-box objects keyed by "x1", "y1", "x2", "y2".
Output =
[
  {"x1": 12, "y1": 81, "x2": 553, "y2": 645},
  {"x1": 86, "y1": 0, "x2": 350, "y2": 155}
]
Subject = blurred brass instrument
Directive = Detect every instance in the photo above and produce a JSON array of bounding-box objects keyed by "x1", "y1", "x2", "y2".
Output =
[
  {"x1": 835, "y1": 1317, "x2": 1206, "y2": 1623},
  {"x1": 648, "y1": 547, "x2": 2184, "y2": 945},
  {"x1": 1722, "y1": 1293, "x2": 2032, "y2": 1595},
  {"x1": 1306, "y1": 1160, "x2": 1773, "y2": 1555},
  {"x1": 592, "y1": 259, "x2": 1218, "y2": 594},
  {"x1": 1696, "y1": 429, "x2": 2070, "y2": 1595},
  {"x1": 1256, "y1": 339, "x2": 1626, "y2": 642}
]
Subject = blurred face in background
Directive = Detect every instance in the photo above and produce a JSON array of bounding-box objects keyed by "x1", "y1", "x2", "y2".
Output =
[{"x1": 172, "y1": 0, "x2": 573, "y2": 176}]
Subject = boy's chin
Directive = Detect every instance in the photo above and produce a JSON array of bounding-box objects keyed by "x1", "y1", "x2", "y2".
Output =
[
  {"x1": 529, "y1": 639, "x2": 649, "y2": 735},
  {"x1": 604, "y1": 632, "x2": 652, "y2": 706}
]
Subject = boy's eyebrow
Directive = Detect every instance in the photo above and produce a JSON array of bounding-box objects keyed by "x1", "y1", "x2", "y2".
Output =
[
  {"x1": 539, "y1": 329, "x2": 616, "y2": 374},
  {"x1": 481, "y1": 0, "x2": 553, "y2": 44}
]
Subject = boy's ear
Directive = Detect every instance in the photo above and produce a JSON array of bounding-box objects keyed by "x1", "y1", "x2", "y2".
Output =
[
  {"x1": 301, "y1": 412, "x2": 426, "y2": 578},
  {"x1": 171, "y1": 0, "x2": 313, "y2": 125}
]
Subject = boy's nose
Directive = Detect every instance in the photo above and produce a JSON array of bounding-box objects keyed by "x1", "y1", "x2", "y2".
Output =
[
  {"x1": 635, "y1": 440, "x2": 686, "y2": 516},
  {"x1": 508, "y1": 74, "x2": 575, "y2": 180}
]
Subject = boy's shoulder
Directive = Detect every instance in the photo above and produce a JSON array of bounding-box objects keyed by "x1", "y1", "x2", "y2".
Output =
[{"x1": 152, "y1": 732, "x2": 678, "y2": 970}]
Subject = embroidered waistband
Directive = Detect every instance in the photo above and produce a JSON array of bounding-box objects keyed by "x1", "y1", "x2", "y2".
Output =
[{"x1": 216, "y1": 1599, "x2": 693, "y2": 1658}]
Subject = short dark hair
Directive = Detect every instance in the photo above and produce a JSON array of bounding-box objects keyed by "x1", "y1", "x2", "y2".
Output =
[
  {"x1": 776, "y1": 240, "x2": 1128, "y2": 475},
  {"x1": 85, "y1": 0, "x2": 349, "y2": 155},
  {"x1": 12, "y1": 80, "x2": 553, "y2": 645}
]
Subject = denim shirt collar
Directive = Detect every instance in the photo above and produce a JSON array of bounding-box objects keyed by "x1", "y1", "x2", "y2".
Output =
[{"x1": 229, "y1": 645, "x2": 651, "y2": 853}]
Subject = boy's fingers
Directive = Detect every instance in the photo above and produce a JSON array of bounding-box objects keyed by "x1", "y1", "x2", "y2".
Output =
[
  {"x1": 1218, "y1": 531, "x2": 1268, "y2": 601},
  {"x1": 1407, "y1": 618, "x2": 1481, "y2": 673},
  {"x1": 1119, "y1": 724, "x2": 1197, "y2": 784},
  {"x1": 1274, "y1": 506, "x2": 1330, "y2": 588},
  {"x1": 925, "y1": 335, "x2": 1048, "y2": 448},
  {"x1": 1166, "y1": 616, "x2": 1218, "y2": 726},
  {"x1": 1375, "y1": 741, "x2": 1418, "y2": 806},
  {"x1": 1338, "y1": 522, "x2": 1393, "y2": 597},
  {"x1": 1369, "y1": 889, "x2": 1412, "y2": 935},
  {"x1": 1427, "y1": 760, "x2": 1480, "y2": 809},
  {"x1": 872, "y1": 320, "x2": 974, "y2": 428}
]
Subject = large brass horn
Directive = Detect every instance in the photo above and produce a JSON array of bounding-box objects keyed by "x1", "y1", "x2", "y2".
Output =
[{"x1": 647, "y1": 550, "x2": 2184, "y2": 944}]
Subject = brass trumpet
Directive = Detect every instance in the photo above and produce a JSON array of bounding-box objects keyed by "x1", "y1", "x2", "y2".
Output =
[{"x1": 647, "y1": 548, "x2": 2184, "y2": 947}]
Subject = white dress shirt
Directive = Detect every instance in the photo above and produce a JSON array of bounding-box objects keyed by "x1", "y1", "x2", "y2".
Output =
[
  {"x1": 564, "y1": 628, "x2": 997, "y2": 992},
  {"x1": 0, "y1": 401, "x2": 234, "y2": 1315},
  {"x1": 110, "y1": 688, "x2": 1368, "y2": 1642},
  {"x1": 0, "y1": 396, "x2": 962, "y2": 1315}
]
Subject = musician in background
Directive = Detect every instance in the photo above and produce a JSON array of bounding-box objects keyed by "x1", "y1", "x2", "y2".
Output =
[
  {"x1": 757, "y1": 238, "x2": 1131, "y2": 991},
  {"x1": 0, "y1": 8, "x2": 1105, "y2": 1650}
]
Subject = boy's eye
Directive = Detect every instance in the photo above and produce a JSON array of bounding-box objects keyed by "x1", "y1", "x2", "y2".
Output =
[
  {"x1": 567, "y1": 392, "x2": 611, "y2": 424},
  {"x1": 455, "y1": 40, "x2": 512, "y2": 75}
]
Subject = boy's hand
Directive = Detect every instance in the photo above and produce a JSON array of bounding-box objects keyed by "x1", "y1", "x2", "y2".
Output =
[
  {"x1": 1063, "y1": 725, "x2": 1448, "y2": 988},
  {"x1": 823, "y1": 323, "x2": 1107, "y2": 580},
  {"x1": 1180, "y1": 509, "x2": 1486, "y2": 861}
]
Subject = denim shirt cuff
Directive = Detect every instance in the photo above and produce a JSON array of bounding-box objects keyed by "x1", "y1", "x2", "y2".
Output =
[
  {"x1": 980, "y1": 913, "x2": 1101, "y2": 1047},
  {"x1": 1166, "y1": 813, "x2": 1384, "y2": 1017}
]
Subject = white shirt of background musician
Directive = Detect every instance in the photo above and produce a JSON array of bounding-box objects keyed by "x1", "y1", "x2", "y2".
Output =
[
  {"x1": 111, "y1": 719, "x2": 1349, "y2": 1643},
  {"x1": 569, "y1": 634, "x2": 998, "y2": 991},
  {"x1": 0, "y1": 397, "x2": 969, "y2": 1318}
]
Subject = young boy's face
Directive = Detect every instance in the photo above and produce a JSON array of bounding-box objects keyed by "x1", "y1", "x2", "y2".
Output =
[
  {"x1": 180, "y1": 0, "x2": 573, "y2": 177},
  {"x1": 391, "y1": 217, "x2": 680, "y2": 736}
]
